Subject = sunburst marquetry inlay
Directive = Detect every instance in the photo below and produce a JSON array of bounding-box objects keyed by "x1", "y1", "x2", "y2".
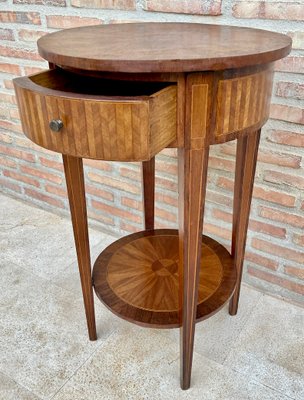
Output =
[{"x1": 106, "y1": 234, "x2": 223, "y2": 313}]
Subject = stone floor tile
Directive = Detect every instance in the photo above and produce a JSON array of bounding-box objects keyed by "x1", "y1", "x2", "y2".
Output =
[
  {"x1": 156, "y1": 284, "x2": 262, "y2": 364},
  {"x1": 52, "y1": 324, "x2": 293, "y2": 400},
  {"x1": 0, "y1": 261, "x2": 119, "y2": 400},
  {"x1": 51, "y1": 235, "x2": 117, "y2": 296},
  {"x1": 224, "y1": 294, "x2": 304, "y2": 399},
  {"x1": 0, "y1": 194, "x2": 101, "y2": 280},
  {"x1": 0, "y1": 372, "x2": 41, "y2": 400}
]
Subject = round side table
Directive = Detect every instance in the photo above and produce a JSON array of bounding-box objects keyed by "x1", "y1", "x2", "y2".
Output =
[{"x1": 13, "y1": 23, "x2": 291, "y2": 390}]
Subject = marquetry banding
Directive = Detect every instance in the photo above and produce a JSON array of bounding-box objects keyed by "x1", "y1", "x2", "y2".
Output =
[
  {"x1": 93, "y1": 230, "x2": 236, "y2": 328},
  {"x1": 215, "y1": 68, "x2": 273, "y2": 137},
  {"x1": 13, "y1": 70, "x2": 177, "y2": 162}
]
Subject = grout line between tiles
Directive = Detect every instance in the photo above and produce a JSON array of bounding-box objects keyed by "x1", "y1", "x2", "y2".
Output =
[
  {"x1": 48, "y1": 327, "x2": 120, "y2": 400},
  {"x1": 0, "y1": 370, "x2": 44, "y2": 400},
  {"x1": 231, "y1": 367, "x2": 298, "y2": 400}
]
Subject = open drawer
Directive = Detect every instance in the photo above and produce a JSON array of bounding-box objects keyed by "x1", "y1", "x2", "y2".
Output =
[{"x1": 13, "y1": 69, "x2": 177, "y2": 161}]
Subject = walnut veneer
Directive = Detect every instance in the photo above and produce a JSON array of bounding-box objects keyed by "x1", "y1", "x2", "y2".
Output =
[{"x1": 13, "y1": 23, "x2": 291, "y2": 391}]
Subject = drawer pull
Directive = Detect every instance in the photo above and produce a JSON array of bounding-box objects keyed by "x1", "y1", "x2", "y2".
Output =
[{"x1": 49, "y1": 119, "x2": 63, "y2": 132}]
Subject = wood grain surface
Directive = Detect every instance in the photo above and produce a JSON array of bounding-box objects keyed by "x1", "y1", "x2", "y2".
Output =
[
  {"x1": 37, "y1": 23, "x2": 291, "y2": 73},
  {"x1": 62, "y1": 155, "x2": 97, "y2": 341},
  {"x1": 13, "y1": 69, "x2": 177, "y2": 161},
  {"x1": 92, "y1": 230, "x2": 236, "y2": 328}
]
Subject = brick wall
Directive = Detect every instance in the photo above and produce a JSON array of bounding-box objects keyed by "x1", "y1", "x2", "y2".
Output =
[{"x1": 0, "y1": 0, "x2": 303, "y2": 304}]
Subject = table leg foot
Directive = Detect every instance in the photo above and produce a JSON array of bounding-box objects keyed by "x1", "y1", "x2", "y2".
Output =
[
  {"x1": 63, "y1": 154, "x2": 97, "y2": 341},
  {"x1": 229, "y1": 131, "x2": 261, "y2": 316},
  {"x1": 179, "y1": 146, "x2": 209, "y2": 389}
]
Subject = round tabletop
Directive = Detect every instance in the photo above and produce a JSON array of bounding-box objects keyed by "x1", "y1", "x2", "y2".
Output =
[{"x1": 38, "y1": 23, "x2": 291, "y2": 73}]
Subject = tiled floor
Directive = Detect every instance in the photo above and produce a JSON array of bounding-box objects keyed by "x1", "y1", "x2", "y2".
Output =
[{"x1": 0, "y1": 193, "x2": 303, "y2": 400}]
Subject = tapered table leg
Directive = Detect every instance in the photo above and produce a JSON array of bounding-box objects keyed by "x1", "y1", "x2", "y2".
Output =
[
  {"x1": 229, "y1": 131, "x2": 261, "y2": 315},
  {"x1": 62, "y1": 154, "x2": 97, "y2": 341},
  {"x1": 142, "y1": 157, "x2": 155, "y2": 230},
  {"x1": 178, "y1": 146, "x2": 209, "y2": 390}
]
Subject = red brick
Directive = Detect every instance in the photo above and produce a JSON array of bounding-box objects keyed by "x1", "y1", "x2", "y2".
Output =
[
  {"x1": 207, "y1": 190, "x2": 233, "y2": 208},
  {"x1": 88, "y1": 210, "x2": 115, "y2": 226},
  {"x1": 0, "y1": 157, "x2": 16, "y2": 168},
  {"x1": 86, "y1": 185, "x2": 114, "y2": 202},
  {"x1": 204, "y1": 223, "x2": 231, "y2": 240},
  {"x1": 212, "y1": 208, "x2": 232, "y2": 223},
  {"x1": 248, "y1": 219, "x2": 286, "y2": 239},
  {"x1": 216, "y1": 176, "x2": 296, "y2": 207},
  {"x1": 155, "y1": 176, "x2": 177, "y2": 192},
  {"x1": 0, "y1": 177, "x2": 21, "y2": 193},
  {"x1": 39, "y1": 157, "x2": 63, "y2": 171},
  {"x1": 20, "y1": 165, "x2": 62, "y2": 184},
  {"x1": 275, "y1": 56, "x2": 304, "y2": 74},
  {"x1": 264, "y1": 170, "x2": 304, "y2": 190},
  {"x1": 155, "y1": 160, "x2": 178, "y2": 175},
  {"x1": 18, "y1": 29, "x2": 48, "y2": 42},
  {"x1": 0, "y1": 62, "x2": 21, "y2": 75},
  {"x1": 83, "y1": 158, "x2": 112, "y2": 171},
  {"x1": 267, "y1": 130, "x2": 304, "y2": 148},
  {"x1": 3, "y1": 169, "x2": 40, "y2": 187},
  {"x1": 233, "y1": 2, "x2": 304, "y2": 21},
  {"x1": 276, "y1": 81, "x2": 304, "y2": 101},
  {"x1": 221, "y1": 144, "x2": 302, "y2": 168},
  {"x1": 145, "y1": 0, "x2": 222, "y2": 16},
  {"x1": 287, "y1": 31, "x2": 304, "y2": 50},
  {"x1": 119, "y1": 167, "x2": 140, "y2": 181},
  {"x1": 25, "y1": 188, "x2": 64, "y2": 208},
  {"x1": 155, "y1": 192, "x2": 178, "y2": 207},
  {"x1": 4, "y1": 80, "x2": 15, "y2": 90},
  {"x1": 0, "y1": 120, "x2": 22, "y2": 134},
  {"x1": 120, "y1": 221, "x2": 139, "y2": 233},
  {"x1": 252, "y1": 238, "x2": 304, "y2": 264},
  {"x1": 9, "y1": 108, "x2": 20, "y2": 120},
  {"x1": 219, "y1": 142, "x2": 236, "y2": 156},
  {"x1": 92, "y1": 199, "x2": 141, "y2": 223},
  {"x1": 208, "y1": 156, "x2": 235, "y2": 172},
  {"x1": 46, "y1": 15, "x2": 101, "y2": 29},
  {"x1": 0, "y1": 11, "x2": 41, "y2": 25},
  {"x1": 259, "y1": 206, "x2": 304, "y2": 229},
  {"x1": 257, "y1": 149, "x2": 301, "y2": 168},
  {"x1": 24, "y1": 66, "x2": 45, "y2": 75},
  {"x1": 0, "y1": 28, "x2": 14, "y2": 41},
  {"x1": 109, "y1": 19, "x2": 144, "y2": 24},
  {"x1": 248, "y1": 266, "x2": 304, "y2": 295},
  {"x1": 71, "y1": 0, "x2": 135, "y2": 10},
  {"x1": 253, "y1": 186, "x2": 296, "y2": 208},
  {"x1": 0, "y1": 144, "x2": 35, "y2": 162},
  {"x1": 216, "y1": 176, "x2": 234, "y2": 191},
  {"x1": 293, "y1": 233, "x2": 304, "y2": 247},
  {"x1": 45, "y1": 184, "x2": 67, "y2": 197},
  {"x1": 14, "y1": 0, "x2": 66, "y2": 5},
  {"x1": 270, "y1": 104, "x2": 303, "y2": 125},
  {"x1": 245, "y1": 251, "x2": 278, "y2": 271},
  {"x1": 88, "y1": 172, "x2": 140, "y2": 194},
  {"x1": 0, "y1": 45, "x2": 42, "y2": 61},
  {"x1": 155, "y1": 207, "x2": 177, "y2": 223},
  {"x1": 0, "y1": 93, "x2": 16, "y2": 105},
  {"x1": 0, "y1": 132, "x2": 13, "y2": 144},
  {"x1": 121, "y1": 197, "x2": 142, "y2": 211},
  {"x1": 284, "y1": 265, "x2": 304, "y2": 280}
]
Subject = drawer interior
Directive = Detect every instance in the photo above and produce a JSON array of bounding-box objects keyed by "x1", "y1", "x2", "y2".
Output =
[{"x1": 30, "y1": 68, "x2": 173, "y2": 97}]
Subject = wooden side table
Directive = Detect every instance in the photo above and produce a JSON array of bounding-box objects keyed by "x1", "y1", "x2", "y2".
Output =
[{"x1": 13, "y1": 23, "x2": 291, "y2": 390}]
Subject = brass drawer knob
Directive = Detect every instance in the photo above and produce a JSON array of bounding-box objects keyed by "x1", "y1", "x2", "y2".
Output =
[{"x1": 49, "y1": 119, "x2": 63, "y2": 132}]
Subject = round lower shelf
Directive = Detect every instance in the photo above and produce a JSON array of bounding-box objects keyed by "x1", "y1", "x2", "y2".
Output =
[{"x1": 93, "y1": 229, "x2": 236, "y2": 328}]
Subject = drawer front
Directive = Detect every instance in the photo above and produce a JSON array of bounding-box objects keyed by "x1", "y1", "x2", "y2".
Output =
[{"x1": 14, "y1": 72, "x2": 177, "y2": 161}]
